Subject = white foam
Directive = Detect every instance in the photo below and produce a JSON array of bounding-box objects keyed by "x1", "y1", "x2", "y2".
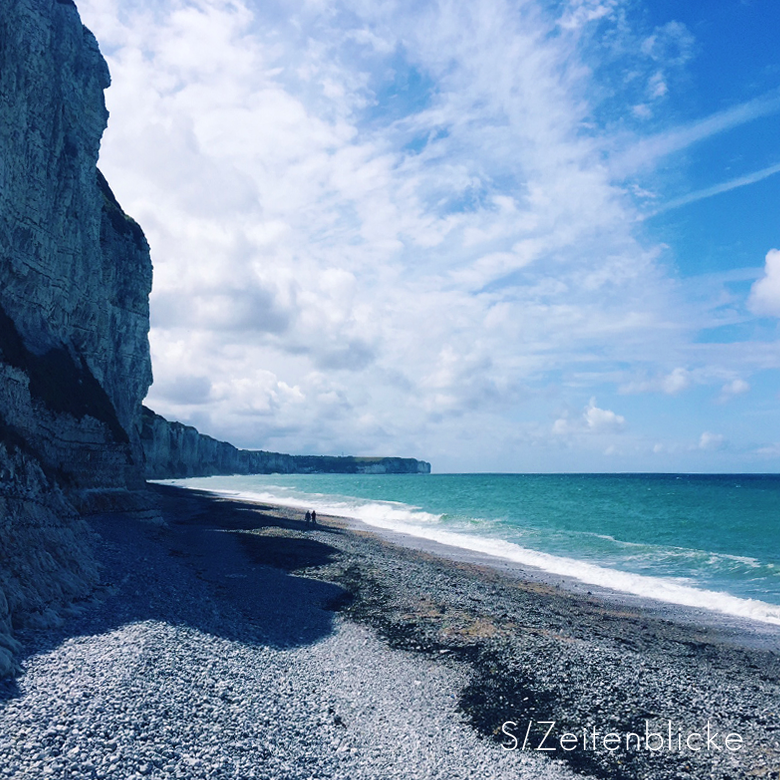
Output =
[
  {"x1": 351, "y1": 520, "x2": 780, "y2": 625},
  {"x1": 179, "y1": 483, "x2": 780, "y2": 627},
  {"x1": 193, "y1": 487, "x2": 443, "y2": 526}
]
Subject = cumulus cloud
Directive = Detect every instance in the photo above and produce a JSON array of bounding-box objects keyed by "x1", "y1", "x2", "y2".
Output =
[
  {"x1": 553, "y1": 398, "x2": 626, "y2": 436},
  {"x1": 662, "y1": 368, "x2": 692, "y2": 395},
  {"x1": 748, "y1": 249, "x2": 780, "y2": 317},
  {"x1": 584, "y1": 398, "x2": 626, "y2": 433}
]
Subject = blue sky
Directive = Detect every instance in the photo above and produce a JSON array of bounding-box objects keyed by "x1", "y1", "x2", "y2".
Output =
[{"x1": 76, "y1": 0, "x2": 780, "y2": 472}]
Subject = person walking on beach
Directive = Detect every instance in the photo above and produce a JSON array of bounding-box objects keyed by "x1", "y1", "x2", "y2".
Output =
[
  {"x1": 304, "y1": 510, "x2": 311, "y2": 526},
  {"x1": 311, "y1": 510, "x2": 317, "y2": 525}
]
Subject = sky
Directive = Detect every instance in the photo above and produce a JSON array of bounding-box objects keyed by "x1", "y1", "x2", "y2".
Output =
[{"x1": 76, "y1": 0, "x2": 780, "y2": 473}]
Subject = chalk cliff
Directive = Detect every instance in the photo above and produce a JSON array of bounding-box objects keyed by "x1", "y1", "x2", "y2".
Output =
[
  {"x1": 0, "y1": 0, "x2": 153, "y2": 675},
  {"x1": 141, "y1": 407, "x2": 432, "y2": 478},
  {"x1": 0, "y1": 0, "x2": 431, "y2": 678}
]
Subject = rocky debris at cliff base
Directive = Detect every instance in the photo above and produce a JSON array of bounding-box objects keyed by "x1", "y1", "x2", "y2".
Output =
[{"x1": 0, "y1": 440, "x2": 102, "y2": 679}]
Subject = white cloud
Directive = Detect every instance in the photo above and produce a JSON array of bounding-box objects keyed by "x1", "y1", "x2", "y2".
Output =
[
  {"x1": 70, "y1": 0, "x2": 779, "y2": 469},
  {"x1": 661, "y1": 368, "x2": 691, "y2": 395},
  {"x1": 647, "y1": 72, "x2": 668, "y2": 100},
  {"x1": 649, "y1": 163, "x2": 780, "y2": 217},
  {"x1": 611, "y1": 92, "x2": 780, "y2": 177},
  {"x1": 718, "y1": 378, "x2": 749, "y2": 403},
  {"x1": 558, "y1": 0, "x2": 616, "y2": 31},
  {"x1": 620, "y1": 367, "x2": 691, "y2": 395},
  {"x1": 636, "y1": 21, "x2": 694, "y2": 110},
  {"x1": 632, "y1": 103, "x2": 652, "y2": 120},
  {"x1": 619, "y1": 367, "x2": 757, "y2": 402},
  {"x1": 755, "y1": 443, "x2": 780, "y2": 459},
  {"x1": 640, "y1": 21, "x2": 694, "y2": 66},
  {"x1": 748, "y1": 249, "x2": 780, "y2": 317},
  {"x1": 698, "y1": 431, "x2": 725, "y2": 451},
  {"x1": 553, "y1": 398, "x2": 625, "y2": 436},
  {"x1": 584, "y1": 398, "x2": 626, "y2": 433},
  {"x1": 552, "y1": 414, "x2": 572, "y2": 436}
]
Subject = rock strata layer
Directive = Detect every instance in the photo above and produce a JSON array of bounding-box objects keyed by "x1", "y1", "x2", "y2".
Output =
[
  {"x1": 0, "y1": 0, "x2": 153, "y2": 675},
  {"x1": 141, "y1": 407, "x2": 432, "y2": 478}
]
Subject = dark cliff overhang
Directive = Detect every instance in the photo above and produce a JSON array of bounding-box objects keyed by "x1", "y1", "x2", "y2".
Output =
[{"x1": 0, "y1": 300, "x2": 128, "y2": 444}]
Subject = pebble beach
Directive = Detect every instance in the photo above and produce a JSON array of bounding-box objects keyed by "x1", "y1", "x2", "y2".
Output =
[{"x1": 1, "y1": 484, "x2": 778, "y2": 780}]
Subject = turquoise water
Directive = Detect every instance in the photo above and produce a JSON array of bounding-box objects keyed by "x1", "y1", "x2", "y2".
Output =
[{"x1": 161, "y1": 473, "x2": 780, "y2": 625}]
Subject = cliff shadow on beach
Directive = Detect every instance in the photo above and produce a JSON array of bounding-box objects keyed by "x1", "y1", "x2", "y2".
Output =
[{"x1": 0, "y1": 484, "x2": 351, "y2": 701}]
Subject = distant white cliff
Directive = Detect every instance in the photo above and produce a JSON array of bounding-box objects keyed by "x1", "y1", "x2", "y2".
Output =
[{"x1": 141, "y1": 407, "x2": 431, "y2": 478}]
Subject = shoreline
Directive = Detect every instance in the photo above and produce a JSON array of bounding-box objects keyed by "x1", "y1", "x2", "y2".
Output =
[
  {"x1": 334, "y1": 510, "x2": 780, "y2": 650},
  {"x1": 189, "y1": 482, "x2": 780, "y2": 648},
  {"x1": 164, "y1": 486, "x2": 780, "y2": 779},
  {"x1": 2, "y1": 484, "x2": 779, "y2": 780}
]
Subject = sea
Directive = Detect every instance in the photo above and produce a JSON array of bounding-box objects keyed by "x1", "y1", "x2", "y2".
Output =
[{"x1": 159, "y1": 472, "x2": 780, "y2": 626}]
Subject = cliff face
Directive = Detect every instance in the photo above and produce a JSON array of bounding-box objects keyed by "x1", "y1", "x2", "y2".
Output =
[
  {"x1": 142, "y1": 408, "x2": 432, "y2": 478},
  {"x1": 0, "y1": 0, "x2": 152, "y2": 494},
  {"x1": 0, "y1": 0, "x2": 153, "y2": 675}
]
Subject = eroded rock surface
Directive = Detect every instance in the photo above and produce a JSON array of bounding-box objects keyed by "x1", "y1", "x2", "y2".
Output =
[{"x1": 0, "y1": 0, "x2": 153, "y2": 675}]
